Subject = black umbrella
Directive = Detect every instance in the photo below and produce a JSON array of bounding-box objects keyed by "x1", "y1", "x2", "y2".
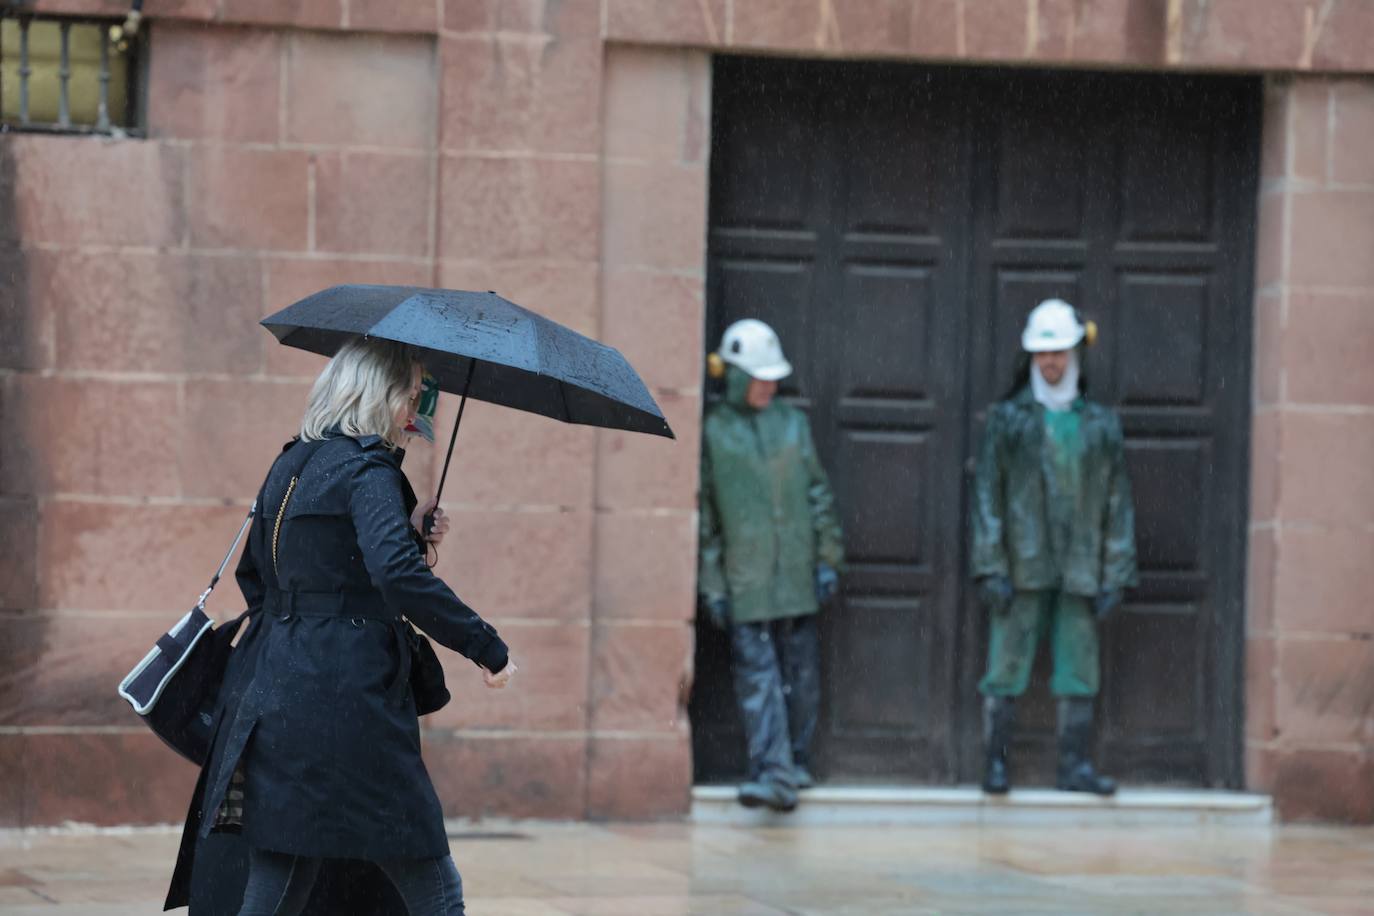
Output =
[{"x1": 261, "y1": 284, "x2": 674, "y2": 518}]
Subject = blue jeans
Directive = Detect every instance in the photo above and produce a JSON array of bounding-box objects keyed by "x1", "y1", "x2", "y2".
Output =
[
  {"x1": 238, "y1": 847, "x2": 465, "y2": 915},
  {"x1": 729, "y1": 614, "x2": 820, "y2": 783}
]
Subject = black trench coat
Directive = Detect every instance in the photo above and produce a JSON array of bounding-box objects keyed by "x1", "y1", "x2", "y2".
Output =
[{"x1": 167, "y1": 433, "x2": 509, "y2": 912}]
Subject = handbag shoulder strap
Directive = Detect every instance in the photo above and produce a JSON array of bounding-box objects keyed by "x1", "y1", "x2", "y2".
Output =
[{"x1": 195, "y1": 437, "x2": 334, "y2": 610}]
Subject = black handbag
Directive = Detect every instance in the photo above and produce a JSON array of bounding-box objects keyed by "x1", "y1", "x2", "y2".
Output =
[
  {"x1": 406, "y1": 625, "x2": 451, "y2": 716},
  {"x1": 118, "y1": 505, "x2": 257, "y2": 766}
]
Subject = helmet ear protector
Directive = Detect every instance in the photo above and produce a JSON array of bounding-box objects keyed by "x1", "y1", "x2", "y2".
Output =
[
  {"x1": 1076, "y1": 308, "x2": 1099, "y2": 348},
  {"x1": 706, "y1": 351, "x2": 726, "y2": 379}
]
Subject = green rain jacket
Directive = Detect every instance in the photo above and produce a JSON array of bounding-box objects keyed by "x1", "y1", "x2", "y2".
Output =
[
  {"x1": 699, "y1": 368, "x2": 845, "y2": 624},
  {"x1": 971, "y1": 387, "x2": 1138, "y2": 597}
]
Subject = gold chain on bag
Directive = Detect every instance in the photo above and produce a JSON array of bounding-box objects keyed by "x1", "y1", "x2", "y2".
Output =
[{"x1": 272, "y1": 476, "x2": 299, "y2": 577}]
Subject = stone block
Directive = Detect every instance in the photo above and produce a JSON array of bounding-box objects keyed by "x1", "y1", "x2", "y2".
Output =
[
  {"x1": 1332, "y1": 81, "x2": 1374, "y2": 186},
  {"x1": 0, "y1": 251, "x2": 52, "y2": 372},
  {"x1": 588, "y1": 621, "x2": 692, "y2": 731},
  {"x1": 443, "y1": 0, "x2": 600, "y2": 39},
  {"x1": 0, "y1": 736, "x2": 20, "y2": 826},
  {"x1": 593, "y1": 511, "x2": 697, "y2": 622},
  {"x1": 4, "y1": 136, "x2": 184, "y2": 247},
  {"x1": 262, "y1": 257, "x2": 435, "y2": 376},
  {"x1": 219, "y1": 0, "x2": 342, "y2": 29},
  {"x1": 425, "y1": 621, "x2": 589, "y2": 732},
  {"x1": 1271, "y1": 747, "x2": 1374, "y2": 823},
  {"x1": 1244, "y1": 742, "x2": 1275, "y2": 792},
  {"x1": 286, "y1": 32, "x2": 437, "y2": 149},
  {"x1": 439, "y1": 259, "x2": 599, "y2": 337},
  {"x1": 1178, "y1": 0, "x2": 1306, "y2": 70},
  {"x1": 961, "y1": 0, "x2": 1032, "y2": 60},
  {"x1": 422, "y1": 399, "x2": 596, "y2": 509},
  {"x1": 429, "y1": 508, "x2": 594, "y2": 620},
  {"x1": 1254, "y1": 192, "x2": 1286, "y2": 290},
  {"x1": 604, "y1": 47, "x2": 710, "y2": 165},
  {"x1": 730, "y1": 0, "x2": 817, "y2": 51},
  {"x1": 1275, "y1": 524, "x2": 1374, "y2": 635},
  {"x1": 1245, "y1": 636, "x2": 1276, "y2": 743},
  {"x1": 603, "y1": 162, "x2": 707, "y2": 272},
  {"x1": 1260, "y1": 79, "x2": 1291, "y2": 183},
  {"x1": 1290, "y1": 191, "x2": 1374, "y2": 287},
  {"x1": 1278, "y1": 411, "x2": 1374, "y2": 525},
  {"x1": 314, "y1": 151, "x2": 433, "y2": 257},
  {"x1": 1290, "y1": 79, "x2": 1331, "y2": 185},
  {"x1": 147, "y1": 23, "x2": 281, "y2": 143},
  {"x1": 440, "y1": 35, "x2": 601, "y2": 155},
  {"x1": 907, "y1": 0, "x2": 960, "y2": 58},
  {"x1": 0, "y1": 376, "x2": 181, "y2": 498},
  {"x1": 605, "y1": 0, "x2": 727, "y2": 45},
  {"x1": 1311, "y1": 1, "x2": 1374, "y2": 72},
  {"x1": 586, "y1": 731, "x2": 692, "y2": 820},
  {"x1": 734, "y1": 0, "x2": 912, "y2": 55},
  {"x1": 349, "y1": 0, "x2": 440, "y2": 33},
  {"x1": 0, "y1": 614, "x2": 177, "y2": 726},
  {"x1": 33, "y1": 251, "x2": 263, "y2": 375},
  {"x1": 1249, "y1": 409, "x2": 1279, "y2": 522},
  {"x1": 602, "y1": 269, "x2": 706, "y2": 392},
  {"x1": 1252, "y1": 289, "x2": 1282, "y2": 404},
  {"x1": 21, "y1": 732, "x2": 199, "y2": 826},
  {"x1": 187, "y1": 147, "x2": 310, "y2": 251},
  {"x1": 1275, "y1": 637, "x2": 1374, "y2": 744},
  {"x1": 595, "y1": 392, "x2": 700, "y2": 511},
  {"x1": 0, "y1": 498, "x2": 38, "y2": 611},
  {"x1": 1247, "y1": 525, "x2": 1276, "y2": 634},
  {"x1": 440, "y1": 156, "x2": 599, "y2": 261},
  {"x1": 36, "y1": 502, "x2": 253, "y2": 612},
  {"x1": 423, "y1": 733, "x2": 586, "y2": 819},
  {"x1": 1033, "y1": 0, "x2": 1161, "y2": 65},
  {"x1": 179, "y1": 379, "x2": 313, "y2": 500},
  {"x1": 1283, "y1": 289, "x2": 1374, "y2": 406}
]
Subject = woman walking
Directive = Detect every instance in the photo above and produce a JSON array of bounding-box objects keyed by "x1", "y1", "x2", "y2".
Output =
[{"x1": 169, "y1": 337, "x2": 516, "y2": 915}]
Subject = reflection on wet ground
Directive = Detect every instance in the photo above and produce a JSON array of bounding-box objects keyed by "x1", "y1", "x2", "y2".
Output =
[{"x1": 2, "y1": 821, "x2": 1373, "y2": 914}]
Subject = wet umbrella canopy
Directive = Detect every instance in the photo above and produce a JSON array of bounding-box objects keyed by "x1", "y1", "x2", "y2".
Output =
[
  {"x1": 261, "y1": 284, "x2": 673, "y2": 439},
  {"x1": 261, "y1": 284, "x2": 674, "y2": 512}
]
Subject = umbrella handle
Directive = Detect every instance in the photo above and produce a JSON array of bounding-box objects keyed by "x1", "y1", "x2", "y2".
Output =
[{"x1": 423, "y1": 359, "x2": 476, "y2": 542}]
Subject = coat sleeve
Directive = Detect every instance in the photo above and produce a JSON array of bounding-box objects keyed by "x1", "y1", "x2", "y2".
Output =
[
  {"x1": 799, "y1": 413, "x2": 845, "y2": 571},
  {"x1": 1100, "y1": 416, "x2": 1139, "y2": 591},
  {"x1": 697, "y1": 440, "x2": 728, "y2": 603},
  {"x1": 348, "y1": 455, "x2": 509, "y2": 673},
  {"x1": 970, "y1": 407, "x2": 1010, "y2": 581}
]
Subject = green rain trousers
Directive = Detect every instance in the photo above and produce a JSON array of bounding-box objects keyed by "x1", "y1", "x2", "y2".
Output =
[{"x1": 979, "y1": 590, "x2": 1099, "y2": 697}]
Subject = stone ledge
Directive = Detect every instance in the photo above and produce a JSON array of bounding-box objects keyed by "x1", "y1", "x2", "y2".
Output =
[{"x1": 692, "y1": 785, "x2": 1274, "y2": 828}]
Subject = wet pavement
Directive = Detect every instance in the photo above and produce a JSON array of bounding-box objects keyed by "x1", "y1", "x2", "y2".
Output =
[{"x1": 2, "y1": 821, "x2": 1373, "y2": 915}]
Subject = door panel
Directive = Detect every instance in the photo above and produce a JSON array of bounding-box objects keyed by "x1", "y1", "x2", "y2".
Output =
[{"x1": 694, "y1": 58, "x2": 1258, "y2": 788}]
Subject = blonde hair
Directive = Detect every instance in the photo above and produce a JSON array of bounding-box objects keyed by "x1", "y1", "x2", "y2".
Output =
[{"x1": 300, "y1": 337, "x2": 419, "y2": 447}]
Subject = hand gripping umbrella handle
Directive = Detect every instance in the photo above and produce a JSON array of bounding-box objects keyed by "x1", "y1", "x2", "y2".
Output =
[{"x1": 424, "y1": 359, "x2": 475, "y2": 541}]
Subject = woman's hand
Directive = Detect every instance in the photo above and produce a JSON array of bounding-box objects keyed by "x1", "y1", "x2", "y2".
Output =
[
  {"x1": 410, "y1": 498, "x2": 450, "y2": 545},
  {"x1": 483, "y1": 660, "x2": 517, "y2": 689}
]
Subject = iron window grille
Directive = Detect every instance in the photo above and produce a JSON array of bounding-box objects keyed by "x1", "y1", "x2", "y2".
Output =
[{"x1": 1, "y1": 11, "x2": 144, "y2": 136}]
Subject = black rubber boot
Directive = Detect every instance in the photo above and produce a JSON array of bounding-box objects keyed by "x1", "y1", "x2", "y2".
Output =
[
  {"x1": 1055, "y1": 698, "x2": 1116, "y2": 795},
  {"x1": 738, "y1": 777, "x2": 798, "y2": 812},
  {"x1": 982, "y1": 695, "x2": 1015, "y2": 795}
]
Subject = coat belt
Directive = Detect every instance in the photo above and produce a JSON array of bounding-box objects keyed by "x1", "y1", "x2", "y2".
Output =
[{"x1": 265, "y1": 588, "x2": 412, "y2": 706}]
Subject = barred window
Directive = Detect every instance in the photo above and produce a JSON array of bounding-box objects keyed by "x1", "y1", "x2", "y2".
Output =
[{"x1": 1, "y1": 13, "x2": 143, "y2": 135}]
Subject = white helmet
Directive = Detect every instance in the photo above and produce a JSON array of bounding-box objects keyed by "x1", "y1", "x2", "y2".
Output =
[
  {"x1": 1022, "y1": 299, "x2": 1085, "y2": 352},
  {"x1": 719, "y1": 319, "x2": 793, "y2": 381}
]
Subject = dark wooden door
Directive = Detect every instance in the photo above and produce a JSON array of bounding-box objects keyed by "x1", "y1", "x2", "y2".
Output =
[{"x1": 693, "y1": 58, "x2": 1259, "y2": 788}]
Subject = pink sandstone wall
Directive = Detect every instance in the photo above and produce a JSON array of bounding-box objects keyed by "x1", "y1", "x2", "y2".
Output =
[
  {"x1": 2, "y1": 0, "x2": 1374, "y2": 825},
  {"x1": 1249, "y1": 75, "x2": 1374, "y2": 823}
]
